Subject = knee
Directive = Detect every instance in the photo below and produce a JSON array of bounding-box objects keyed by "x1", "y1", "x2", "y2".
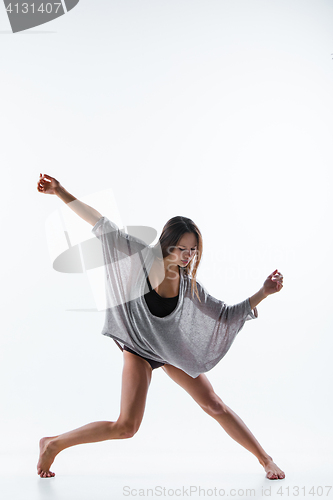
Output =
[
  {"x1": 201, "y1": 394, "x2": 228, "y2": 417},
  {"x1": 115, "y1": 419, "x2": 141, "y2": 439}
]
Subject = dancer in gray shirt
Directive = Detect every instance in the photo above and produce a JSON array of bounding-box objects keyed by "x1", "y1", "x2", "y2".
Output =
[{"x1": 36, "y1": 173, "x2": 285, "y2": 480}]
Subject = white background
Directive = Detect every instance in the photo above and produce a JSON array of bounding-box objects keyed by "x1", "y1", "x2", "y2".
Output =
[{"x1": 0, "y1": 1, "x2": 332, "y2": 498}]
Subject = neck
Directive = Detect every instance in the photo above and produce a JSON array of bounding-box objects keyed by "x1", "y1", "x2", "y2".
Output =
[{"x1": 163, "y1": 261, "x2": 180, "y2": 281}]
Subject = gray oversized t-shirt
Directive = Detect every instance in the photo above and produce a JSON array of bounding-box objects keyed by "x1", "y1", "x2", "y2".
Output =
[{"x1": 92, "y1": 216, "x2": 257, "y2": 378}]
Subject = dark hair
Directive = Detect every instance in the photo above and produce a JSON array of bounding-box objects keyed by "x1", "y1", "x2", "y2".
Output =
[{"x1": 152, "y1": 216, "x2": 203, "y2": 302}]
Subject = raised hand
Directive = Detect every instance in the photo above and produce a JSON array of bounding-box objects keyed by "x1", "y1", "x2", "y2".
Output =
[
  {"x1": 37, "y1": 173, "x2": 60, "y2": 195},
  {"x1": 263, "y1": 269, "x2": 283, "y2": 296},
  {"x1": 37, "y1": 174, "x2": 102, "y2": 226}
]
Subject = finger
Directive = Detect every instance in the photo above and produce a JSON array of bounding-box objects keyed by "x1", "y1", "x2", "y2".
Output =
[
  {"x1": 268, "y1": 269, "x2": 278, "y2": 278},
  {"x1": 271, "y1": 271, "x2": 283, "y2": 280},
  {"x1": 43, "y1": 174, "x2": 53, "y2": 180}
]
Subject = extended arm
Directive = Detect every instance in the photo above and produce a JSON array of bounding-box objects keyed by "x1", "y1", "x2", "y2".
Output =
[
  {"x1": 37, "y1": 174, "x2": 102, "y2": 226},
  {"x1": 249, "y1": 269, "x2": 283, "y2": 309}
]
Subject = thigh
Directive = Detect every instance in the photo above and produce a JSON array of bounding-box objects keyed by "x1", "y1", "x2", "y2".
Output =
[
  {"x1": 118, "y1": 350, "x2": 153, "y2": 425},
  {"x1": 162, "y1": 364, "x2": 221, "y2": 409}
]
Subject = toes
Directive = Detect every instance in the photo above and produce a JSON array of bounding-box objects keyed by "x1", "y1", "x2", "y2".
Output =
[{"x1": 39, "y1": 470, "x2": 55, "y2": 478}]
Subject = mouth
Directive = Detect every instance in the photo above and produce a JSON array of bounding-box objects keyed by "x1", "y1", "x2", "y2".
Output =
[{"x1": 181, "y1": 260, "x2": 189, "y2": 264}]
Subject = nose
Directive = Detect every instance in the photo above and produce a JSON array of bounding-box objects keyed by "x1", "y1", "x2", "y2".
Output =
[{"x1": 181, "y1": 250, "x2": 193, "y2": 260}]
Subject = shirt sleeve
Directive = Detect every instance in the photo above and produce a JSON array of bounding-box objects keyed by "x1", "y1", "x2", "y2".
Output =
[
  {"x1": 193, "y1": 278, "x2": 258, "y2": 323},
  {"x1": 91, "y1": 216, "x2": 152, "y2": 306},
  {"x1": 185, "y1": 277, "x2": 259, "y2": 368},
  {"x1": 91, "y1": 216, "x2": 148, "y2": 262},
  {"x1": 91, "y1": 216, "x2": 117, "y2": 240},
  {"x1": 223, "y1": 297, "x2": 258, "y2": 322}
]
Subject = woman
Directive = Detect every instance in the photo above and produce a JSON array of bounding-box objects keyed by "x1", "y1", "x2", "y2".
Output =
[{"x1": 36, "y1": 173, "x2": 285, "y2": 480}]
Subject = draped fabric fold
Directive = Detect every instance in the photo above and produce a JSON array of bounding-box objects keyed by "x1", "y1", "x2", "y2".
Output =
[{"x1": 92, "y1": 216, "x2": 257, "y2": 378}]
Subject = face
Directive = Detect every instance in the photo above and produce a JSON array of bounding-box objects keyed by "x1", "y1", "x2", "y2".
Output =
[{"x1": 168, "y1": 232, "x2": 198, "y2": 268}]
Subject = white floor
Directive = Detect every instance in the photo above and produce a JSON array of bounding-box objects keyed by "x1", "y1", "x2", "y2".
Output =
[{"x1": 1, "y1": 450, "x2": 332, "y2": 500}]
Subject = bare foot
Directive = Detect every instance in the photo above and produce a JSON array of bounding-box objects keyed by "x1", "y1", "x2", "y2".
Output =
[
  {"x1": 37, "y1": 437, "x2": 58, "y2": 478},
  {"x1": 262, "y1": 456, "x2": 285, "y2": 480}
]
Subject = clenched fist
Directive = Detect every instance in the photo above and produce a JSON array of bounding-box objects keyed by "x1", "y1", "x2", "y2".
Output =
[
  {"x1": 263, "y1": 269, "x2": 283, "y2": 296},
  {"x1": 37, "y1": 173, "x2": 60, "y2": 195}
]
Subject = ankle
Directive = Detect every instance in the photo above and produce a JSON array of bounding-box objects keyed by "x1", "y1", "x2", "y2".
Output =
[
  {"x1": 259, "y1": 454, "x2": 273, "y2": 467},
  {"x1": 47, "y1": 437, "x2": 61, "y2": 455}
]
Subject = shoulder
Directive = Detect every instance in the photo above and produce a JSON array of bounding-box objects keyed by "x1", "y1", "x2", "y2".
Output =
[
  {"x1": 182, "y1": 270, "x2": 207, "y2": 300},
  {"x1": 92, "y1": 217, "x2": 152, "y2": 261}
]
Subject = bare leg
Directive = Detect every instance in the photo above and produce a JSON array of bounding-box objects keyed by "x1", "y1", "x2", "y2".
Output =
[
  {"x1": 37, "y1": 351, "x2": 153, "y2": 478},
  {"x1": 162, "y1": 364, "x2": 285, "y2": 480}
]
